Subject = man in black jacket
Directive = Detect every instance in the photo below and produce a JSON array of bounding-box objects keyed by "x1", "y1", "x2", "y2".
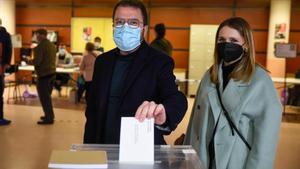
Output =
[
  {"x1": 84, "y1": 0, "x2": 187, "y2": 144},
  {"x1": 150, "y1": 23, "x2": 173, "y2": 57},
  {"x1": 0, "y1": 26, "x2": 12, "y2": 126}
]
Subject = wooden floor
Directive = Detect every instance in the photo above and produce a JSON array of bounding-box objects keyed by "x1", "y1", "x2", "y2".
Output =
[{"x1": 0, "y1": 86, "x2": 299, "y2": 169}]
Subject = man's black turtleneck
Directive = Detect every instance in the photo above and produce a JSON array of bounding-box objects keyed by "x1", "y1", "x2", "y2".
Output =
[{"x1": 103, "y1": 46, "x2": 138, "y2": 144}]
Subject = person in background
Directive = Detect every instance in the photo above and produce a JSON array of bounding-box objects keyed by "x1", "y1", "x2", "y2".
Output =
[
  {"x1": 0, "y1": 26, "x2": 12, "y2": 126},
  {"x1": 150, "y1": 23, "x2": 173, "y2": 56},
  {"x1": 83, "y1": 0, "x2": 187, "y2": 145},
  {"x1": 56, "y1": 43, "x2": 73, "y2": 66},
  {"x1": 78, "y1": 42, "x2": 97, "y2": 102},
  {"x1": 94, "y1": 36, "x2": 104, "y2": 54},
  {"x1": 184, "y1": 17, "x2": 282, "y2": 169},
  {"x1": 54, "y1": 43, "x2": 73, "y2": 96},
  {"x1": 33, "y1": 29, "x2": 56, "y2": 125}
]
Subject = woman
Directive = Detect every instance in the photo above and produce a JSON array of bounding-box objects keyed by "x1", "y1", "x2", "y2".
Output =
[
  {"x1": 78, "y1": 42, "x2": 97, "y2": 102},
  {"x1": 184, "y1": 17, "x2": 282, "y2": 169}
]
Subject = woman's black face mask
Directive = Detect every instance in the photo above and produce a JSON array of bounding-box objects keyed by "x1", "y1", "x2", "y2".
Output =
[{"x1": 217, "y1": 42, "x2": 244, "y2": 63}]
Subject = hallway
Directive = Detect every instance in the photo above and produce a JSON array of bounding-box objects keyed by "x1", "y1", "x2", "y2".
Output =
[{"x1": 0, "y1": 95, "x2": 299, "y2": 169}]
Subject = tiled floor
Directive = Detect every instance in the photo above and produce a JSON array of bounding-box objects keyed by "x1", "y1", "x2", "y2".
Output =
[{"x1": 0, "y1": 86, "x2": 299, "y2": 169}]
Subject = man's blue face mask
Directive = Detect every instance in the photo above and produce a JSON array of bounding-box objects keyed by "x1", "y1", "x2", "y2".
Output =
[{"x1": 113, "y1": 23, "x2": 141, "y2": 52}]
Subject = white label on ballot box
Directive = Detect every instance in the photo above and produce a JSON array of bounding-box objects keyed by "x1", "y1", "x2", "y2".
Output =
[{"x1": 119, "y1": 117, "x2": 154, "y2": 163}]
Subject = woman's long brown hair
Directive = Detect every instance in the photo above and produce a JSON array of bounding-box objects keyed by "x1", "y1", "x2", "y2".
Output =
[{"x1": 210, "y1": 17, "x2": 256, "y2": 84}]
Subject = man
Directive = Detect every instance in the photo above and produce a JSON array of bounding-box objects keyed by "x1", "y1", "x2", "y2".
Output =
[
  {"x1": 56, "y1": 43, "x2": 73, "y2": 66},
  {"x1": 33, "y1": 29, "x2": 56, "y2": 125},
  {"x1": 84, "y1": 0, "x2": 187, "y2": 144},
  {"x1": 150, "y1": 23, "x2": 173, "y2": 56},
  {"x1": 0, "y1": 26, "x2": 12, "y2": 126},
  {"x1": 94, "y1": 36, "x2": 104, "y2": 54}
]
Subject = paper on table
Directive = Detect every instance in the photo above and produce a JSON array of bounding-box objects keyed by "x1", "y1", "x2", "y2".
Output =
[{"x1": 119, "y1": 117, "x2": 154, "y2": 163}]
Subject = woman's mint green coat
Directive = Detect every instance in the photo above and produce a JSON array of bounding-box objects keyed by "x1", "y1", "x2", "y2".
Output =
[{"x1": 184, "y1": 65, "x2": 282, "y2": 169}]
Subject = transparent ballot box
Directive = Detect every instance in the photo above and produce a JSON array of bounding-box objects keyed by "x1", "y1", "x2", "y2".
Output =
[{"x1": 70, "y1": 144, "x2": 204, "y2": 169}]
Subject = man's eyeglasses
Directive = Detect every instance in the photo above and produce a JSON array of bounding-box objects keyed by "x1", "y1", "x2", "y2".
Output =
[{"x1": 114, "y1": 18, "x2": 143, "y2": 29}]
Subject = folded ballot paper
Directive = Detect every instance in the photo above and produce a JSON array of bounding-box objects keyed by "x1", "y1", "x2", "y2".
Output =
[
  {"x1": 119, "y1": 117, "x2": 154, "y2": 164},
  {"x1": 48, "y1": 150, "x2": 107, "y2": 169}
]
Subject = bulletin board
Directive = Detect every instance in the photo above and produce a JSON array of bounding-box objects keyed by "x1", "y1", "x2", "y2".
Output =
[
  {"x1": 71, "y1": 17, "x2": 116, "y2": 53},
  {"x1": 188, "y1": 24, "x2": 218, "y2": 96}
]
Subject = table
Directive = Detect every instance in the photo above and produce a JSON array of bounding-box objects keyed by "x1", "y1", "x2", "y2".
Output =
[
  {"x1": 18, "y1": 65, "x2": 80, "y2": 74},
  {"x1": 271, "y1": 77, "x2": 300, "y2": 84},
  {"x1": 18, "y1": 65, "x2": 80, "y2": 98},
  {"x1": 70, "y1": 144, "x2": 204, "y2": 169}
]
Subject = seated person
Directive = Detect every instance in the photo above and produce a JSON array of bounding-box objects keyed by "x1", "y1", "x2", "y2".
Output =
[
  {"x1": 54, "y1": 44, "x2": 73, "y2": 96},
  {"x1": 94, "y1": 36, "x2": 104, "y2": 54},
  {"x1": 20, "y1": 48, "x2": 32, "y2": 64},
  {"x1": 56, "y1": 44, "x2": 73, "y2": 67}
]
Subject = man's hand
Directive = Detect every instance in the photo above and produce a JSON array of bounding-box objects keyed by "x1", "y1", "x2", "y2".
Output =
[
  {"x1": 135, "y1": 101, "x2": 166, "y2": 125},
  {"x1": 4, "y1": 64, "x2": 10, "y2": 70}
]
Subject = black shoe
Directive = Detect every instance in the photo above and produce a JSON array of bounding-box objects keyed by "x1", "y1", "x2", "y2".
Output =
[
  {"x1": 0, "y1": 118, "x2": 11, "y2": 126},
  {"x1": 37, "y1": 120, "x2": 54, "y2": 125},
  {"x1": 40, "y1": 116, "x2": 55, "y2": 120}
]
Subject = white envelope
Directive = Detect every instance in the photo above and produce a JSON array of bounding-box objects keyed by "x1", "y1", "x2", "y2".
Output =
[{"x1": 119, "y1": 117, "x2": 154, "y2": 163}]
